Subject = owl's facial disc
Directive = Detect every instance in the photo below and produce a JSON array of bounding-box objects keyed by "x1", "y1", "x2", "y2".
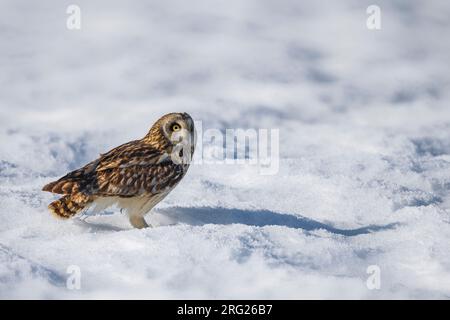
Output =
[{"x1": 164, "y1": 114, "x2": 195, "y2": 164}]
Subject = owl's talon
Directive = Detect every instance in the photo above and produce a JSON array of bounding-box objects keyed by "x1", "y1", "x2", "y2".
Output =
[{"x1": 129, "y1": 215, "x2": 150, "y2": 229}]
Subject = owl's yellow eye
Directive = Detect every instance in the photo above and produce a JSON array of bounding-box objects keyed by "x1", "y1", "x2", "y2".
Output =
[{"x1": 171, "y1": 123, "x2": 181, "y2": 132}]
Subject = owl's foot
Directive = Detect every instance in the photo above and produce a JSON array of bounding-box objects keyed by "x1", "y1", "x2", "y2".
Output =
[{"x1": 129, "y1": 215, "x2": 151, "y2": 229}]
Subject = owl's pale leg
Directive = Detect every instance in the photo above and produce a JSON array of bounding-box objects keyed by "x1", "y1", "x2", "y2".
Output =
[{"x1": 129, "y1": 214, "x2": 150, "y2": 229}]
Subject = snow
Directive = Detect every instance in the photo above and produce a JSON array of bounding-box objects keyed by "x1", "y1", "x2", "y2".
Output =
[{"x1": 1, "y1": 0, "x2": 450, "y2": 299}]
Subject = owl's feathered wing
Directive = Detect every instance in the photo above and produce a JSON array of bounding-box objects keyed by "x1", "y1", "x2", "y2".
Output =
[{"x1": 42, "y1": 140, "x2": 186, "y2": 219}]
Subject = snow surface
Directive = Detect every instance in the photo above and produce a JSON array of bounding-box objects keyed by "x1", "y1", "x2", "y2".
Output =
[{"x1": 1, "y1": 0, "x2": 450, "y2": 299}]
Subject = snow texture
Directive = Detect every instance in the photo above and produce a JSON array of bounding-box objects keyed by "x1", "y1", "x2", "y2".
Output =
[{"x1": 1, "y1": 0, "x2": 450, "y2": 299}]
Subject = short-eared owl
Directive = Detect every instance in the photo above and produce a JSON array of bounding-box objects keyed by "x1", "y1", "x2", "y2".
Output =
[{"x1": 42, "y1": 112, "x2": 195, "y2": 229}]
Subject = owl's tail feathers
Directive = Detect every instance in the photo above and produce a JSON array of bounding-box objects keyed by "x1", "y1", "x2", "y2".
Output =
[
  {"x1": 42, "y1": 180, "x2": 79, "y2": 194},
  {"x1": 48, "y1": 193, "x2": 92, "y2": 219}
]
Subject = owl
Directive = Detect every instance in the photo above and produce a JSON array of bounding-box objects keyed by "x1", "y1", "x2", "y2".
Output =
[{"x1": 42, "y1": 112, "x2": 195, "y2": 229}]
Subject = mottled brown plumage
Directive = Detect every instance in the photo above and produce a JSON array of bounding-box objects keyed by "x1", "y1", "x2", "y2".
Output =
[{"x1": 43, "y1": 112, "x2": 196, "y2": 228}]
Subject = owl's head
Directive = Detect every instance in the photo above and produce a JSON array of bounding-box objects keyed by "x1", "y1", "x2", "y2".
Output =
[{"x1": 145, "y1": 112, "x2": 196, "y2": 163}]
